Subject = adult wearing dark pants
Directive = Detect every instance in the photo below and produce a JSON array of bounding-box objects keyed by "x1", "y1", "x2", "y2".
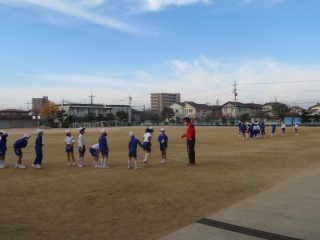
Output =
[{"x1": 181, "y1": 117, "x2": 196, "y2": 166}]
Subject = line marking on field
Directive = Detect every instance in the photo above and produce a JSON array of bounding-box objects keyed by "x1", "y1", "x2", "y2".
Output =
[{"x1": 196, "y1": 218, "x2": 302, "y2": 240}]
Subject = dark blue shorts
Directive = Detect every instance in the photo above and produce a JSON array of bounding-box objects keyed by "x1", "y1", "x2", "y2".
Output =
[
  {"x1": 78, "y1": 146, "x2": 86, "y2": 154},
  {"x1": 100, "y1": 150, "x2": 108, "y2": 157},
  {"x1": 14, "y1": 148, "x2": 22, "y2": 157},
  {"x1": 89, "y1": 147, "x2": 98, "y2": 157},
  {"x1": 129, "y1": 149, "x2": 137, "y2": 158},
  {"x1": 160, "y1": 145, "x2": 167, "y2": 151},
  {"x1": 65, "y1": 145, "x2": 74, "y2": 153},
  {"x1": 142, "y1": 142, "x2": 151, "y2": 152}
]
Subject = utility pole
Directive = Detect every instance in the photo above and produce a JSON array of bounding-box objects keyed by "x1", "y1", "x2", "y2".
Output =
[
  {"x1": 26, "y1": 102, "x2": 30, "y2": 111},
  {"x1": 216, "y1": 99, "x2": 219, "y2": 121},
  {"x1": 89, "y1": 93, "x2": 95, "y2": 105},
  {"x1": 128, "y1": 95, "x2": 132, "y2": 106},
  {"x1": 232, "y1": 81, "x2": 238, "y2": 124}
]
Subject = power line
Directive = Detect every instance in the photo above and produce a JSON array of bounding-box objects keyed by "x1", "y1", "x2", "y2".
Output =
[
  {"x1": 239, "y1": 79, "x2": 320, "y2": 85},
  {"x1": 238, "y1": 89, "x2": 320, "y2": 94}
]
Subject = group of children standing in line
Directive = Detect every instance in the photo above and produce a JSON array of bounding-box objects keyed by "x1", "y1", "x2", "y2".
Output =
[
  {"x1": 0, "y1": 126, "x2": 169, "y2": 170},
  {"x1": 238, "y1": 121, "x2": 300, "y2": 140}
]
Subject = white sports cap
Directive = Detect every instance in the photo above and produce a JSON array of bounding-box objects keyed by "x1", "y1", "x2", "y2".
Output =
[
  {"x1": 23, "y1": 133, "x2": 30, "y2": 138},
  {"x1": 65, "y1": 129, "x2": 71, "y2": 134},
  {"x1": 129, "y1": 132, "x2": 135, "y2": 137},
  {"x1": 2, "y1": 131, "x2": 8, "y2": 136},
  {"x1": 78, "y1": 127, "x2": 86, "y2": 132},
  {"x1": 100, "y1": 129, "x2": 107, "y2": 134},
  {"x1": 37, "y1": 129, "x2": 44, "y2": 134},
  {"x1": 160, "y1": 128, "x2": 165, "y2": 132}
]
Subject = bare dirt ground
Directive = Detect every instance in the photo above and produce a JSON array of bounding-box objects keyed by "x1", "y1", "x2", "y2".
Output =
[{"x1": 0, "y1": 126, "x2": 319, "y2": 240}]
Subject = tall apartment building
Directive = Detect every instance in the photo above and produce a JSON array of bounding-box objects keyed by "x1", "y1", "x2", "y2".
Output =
[
  {"x1": 150, "y1": 93, "x2": 181, "y2": 113},
  {"x1": 32, "y1": 96, "x2": 49, "y2": 113}
]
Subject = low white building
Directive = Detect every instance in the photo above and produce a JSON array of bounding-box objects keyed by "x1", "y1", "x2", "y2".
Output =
[
  {"x1": 59, "y1": 103, "x2": 111, "y2": 118},
  {"x1": 169, "y1": 102, "x2": 185, "y2": 122}
]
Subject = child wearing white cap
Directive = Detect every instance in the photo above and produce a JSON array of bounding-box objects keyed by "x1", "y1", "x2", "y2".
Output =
[
  {"x1": 33, "y1": 129, "x2": 44, "y2": 169},
  {"x1": 128, "y1": 132, "x2": 143, "y2": 169},
  {"x1": 13, "y1": 133, "x2": 31, "y2": 168},
  {"x1": 65, "y1": 129, "x2": 76, "y2": 166},
  {"x1": 0, "y1": 131, "x2": 8, "y2": 168},
  {"x1": 142, "y1": 127, "x2": 154, "y2": 164},
  {"x1": 78, "y1": 127, "x2": 86, "y2": 167},
  {"x1": 89, "y1": 143, "x2": 101, "y2": 168},
  {"x1": 99, "y1": 129, "x2": 110, "y2": 169},
  {"x1": 158, "y1": 128, "x2": 168, "y2": 164}
]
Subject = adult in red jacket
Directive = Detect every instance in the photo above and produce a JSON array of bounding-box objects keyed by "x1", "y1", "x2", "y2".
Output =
[{"x1": 181, "y1": 117, "x2": 196, "y2": 166}]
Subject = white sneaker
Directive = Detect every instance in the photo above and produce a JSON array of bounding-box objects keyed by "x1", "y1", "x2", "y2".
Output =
[
  {"x1": 15, "y1": 164, "x2": 20, "y2": 168},
  {"x1": 34, "y1": 164, "x2": 42, "y2": 169},
  {"x1": 143, "y1": 160, "x2": 149, "y2": 164},
  {"x1": 78, "y1": 164, "x2": 83, "y2": 167},
  {"x1": 160, "y1": 159, "x2": 163, "y2": 164},
  {"x1": 0, "y1": 165, "x2": 4, "y2": 169},
  {"x1": 18, "y1": 164, "x2": 26, "y2": 169},
  {"x1": 94, "y1": 165, "x2": 101, "y2": 168},
  {"x1": 68, "y1": 162, "x2": 71, "y2": 166},
  {"x1": 31, "y1": 164, "x2": 34, "y2": 167},
  {"x1": 163, "y1": 160, "x2": 166, "y2": 164},
  {"x1": 73, "y1": 162, "x2": 76, "y2": 166},
  {"x1": 135, "y1": 166, "x2": 141, "y2": 170},
  {"x1": 102, "y1": 165, "x2": 110, "y2": 169}
]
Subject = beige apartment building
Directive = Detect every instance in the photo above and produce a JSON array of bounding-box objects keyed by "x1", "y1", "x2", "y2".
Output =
[
  {"x1": 150, "y1": 93, "x2": 181, "y2": 113},
  {"x1": 32, "y1": 96, "x2": 48, "y2": 113}
]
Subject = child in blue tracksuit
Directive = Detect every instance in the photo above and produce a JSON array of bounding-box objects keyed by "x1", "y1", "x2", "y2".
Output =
[
  {"x1": 13, "y1": 133, "x2": 31, "y2": 169},
  {"x1": 33, "y1": 129, "x2": 44, "y2": 169},
  {"x1": 0, "y1": 131, "x2": 8, "y2": 168},
  {"x1": 239, "y1": 122, "x2": 246, "y2": 140},
  {"x1": 158, "y1": 128, "x2": 168, "y2": 164},
  {"x1": 99, "y1": 129, "x2": 109, "y2": 169},
  {"x1": 128, "y1": 132, "x2": 143, "y2": 169},
  {"x1": 249, "y1": 122, "x2": 254, "y2": 139},
  {"x1": 271, "y1": 122, "x2": 276, "y2": 137}
]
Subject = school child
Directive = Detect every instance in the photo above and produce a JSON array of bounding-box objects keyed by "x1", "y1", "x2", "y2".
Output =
[
  {"x1": 142, "y1": 127, "x2": 154, "y2": 164},
  {"x1": 78, "y1": 127, "x2": 86, "y2": 167},
  {"x1": 249, "y1": 122, "x2": 254, "y2": 139},
  {"x1": 238, "y1": 121, "x2": 242, "y2": 137},
  {"x1": 13, "y1": 133, "x2": 31, "y2": 169},
  {"x1": 89, "y1": 143, "x2": 101, "y2": 168},
  {"x1": 239, "y1": 122, "x2": 246, "y2": 140},
  {"x1": 158, "y1": 128, "x2": 168, "y2": 164},
  {"x1": 245, "y1": 123, "x2": 250, "y2": 139},
  {"x1": 271, "y1": 122, "x2": 276, "y2": 137},
  {"x1": 253, "y1": 123, "x2": 260, "y2": 138},
  {"x1": 128, "y1": 132, "x2": 143, "y2": 169},
  {"x1": 33, "y1": 129, "x2": 44, "y2": 169},
  {"x1": 65, "y1": 129, "x2": 76, "y2": 166},
  {"x1": 294, "y1": 124, "x2": 299, "y2": 136},
  {"x1": 0, "y1": 131, "x2": 8, "y2": 168},
  {"x1": 281, "y1": 122, "x2": 286, "y2": 136},
  {"x1": 99, "y1": 129, "x2": 110, "y2": 169},
  {"x1": 260, "y1": 122, "x2": 266, "y2": 137}
]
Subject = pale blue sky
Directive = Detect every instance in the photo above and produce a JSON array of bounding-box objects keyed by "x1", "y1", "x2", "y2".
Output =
[{"x1": 1, "y1": 0, "x2": 320, "y2": 110}]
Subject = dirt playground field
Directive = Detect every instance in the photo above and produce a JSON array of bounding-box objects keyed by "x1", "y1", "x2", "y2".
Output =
[{"x1": 0, "y1": 126, "x2": 319, "y2": 240}]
